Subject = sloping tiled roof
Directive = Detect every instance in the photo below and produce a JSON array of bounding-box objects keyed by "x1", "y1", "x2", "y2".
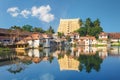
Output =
[
  {"x1": 0, "y1": 28, "x2": 31, "y2": 36},
  {"x1": 99, "y1": 32, "x2": 108, "y2": 36},
  {"x1": 79, "y1": 36, "x2": 96, "y2": 40},
  {"x1": 108, "y1": 33, "x2": 120, "y2": 39}
]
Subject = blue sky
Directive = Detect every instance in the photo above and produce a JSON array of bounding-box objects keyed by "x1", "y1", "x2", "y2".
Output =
[{"x1": 0, "y1": 0, "x2": 120, "y2": 32}]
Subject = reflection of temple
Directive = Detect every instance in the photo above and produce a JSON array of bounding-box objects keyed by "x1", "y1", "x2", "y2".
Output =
[{"x1": 58, "y1": 54, "x2": 79, "y2": 71}]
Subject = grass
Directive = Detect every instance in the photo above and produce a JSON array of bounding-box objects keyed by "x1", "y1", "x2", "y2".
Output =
[
  {"x1": 0, "y1": 47, "x2": 11, "y2": 51},
  {"x1": 94, "y1": 44, "x2": 107, "y2": 47},
  {"x1": 111, "y1": 42, "x2": 120, "y2": 46}
]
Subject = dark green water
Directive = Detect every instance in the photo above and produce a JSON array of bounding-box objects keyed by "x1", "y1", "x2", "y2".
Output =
[{"x1": 0, "y1": 46, "x2": 120, "y2": 80}]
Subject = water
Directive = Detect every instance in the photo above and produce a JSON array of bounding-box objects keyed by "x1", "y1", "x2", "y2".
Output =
[{"x1": 0, "y1": 46, "x2": 120, "y2": 80}]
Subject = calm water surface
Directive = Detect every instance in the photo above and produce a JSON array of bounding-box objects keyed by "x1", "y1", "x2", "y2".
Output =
[{"x1": 0, "y1": 46, "x2": 120, "y2": 80}]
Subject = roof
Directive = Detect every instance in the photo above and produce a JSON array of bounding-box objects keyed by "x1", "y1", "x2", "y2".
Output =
[
  {"x1": 60, "y1": 18, "x2": 80, "y2": 21},
  {"x1": 42, "y1": 34, "x2": 52, "y2": 38},
  {"x1": 0, "y1": 28, "x2": 31, "y2": 36},
  {"x1": 66, "y1": 32, "x2": 79, "y2": 36},
  {"x1": 24, "y1": 33, "x2": 43, "y2": 40},
  {"x1": 108, "y1": 33, "x2": 120, "y2": 39},
  {"x1": 79, "y1": 36, "x2": 96, "y2": 40},
  {"x1": 24, "y1": 33, "x2": 53, "y2": 41},
  {"x1": 99, "y1": 32, "x2": 108, "y2": 36},
  {"x1": 16, "y1": 40, "x2": 27, "y2": 44}
]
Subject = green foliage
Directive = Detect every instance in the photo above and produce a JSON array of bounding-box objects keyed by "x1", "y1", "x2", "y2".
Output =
[
  {"x1": 46, "y1": 26, "x2": 55, "y2": 34},
  {"x1": 0, "y1": 47, "x2": 11, "y2": 52},
  {"x1": 78, "y1": 52, "x2": 103, "y2": 73},
  {"x1": 77, "y1": 27, "x2": 87, "y2": 36},
  {"x1": 22, "y1": 25, "x2": 33, "y2": 32},
  {"x1": 33, "y1": 27, "x2": 45, "y2": 33},
  {"x1": 57, "y1": 32, "x2": 64, "y2": 38},
  {"x1": 76, "y1": 18, "x2": 103, "y2": 38},
  {"x1": 9, "y1": 25, "x2": 55, "y2": 34}
]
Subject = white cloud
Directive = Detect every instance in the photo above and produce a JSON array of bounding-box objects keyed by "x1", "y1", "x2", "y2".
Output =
[
  {"x1": 7, "y1": 5, "x2": 55, "y2": 23},
  {"x1": 20, "y1": 10, "x2": 31, "y2": 18},
  {"x1": 40, "y1": 13, "x2": 54, "y2": 23},
  {"x1": 31, "y1": 5, "x2": 54, "y2": 23},
  {"x1": 7, "y1": 7, "x2": 20, "y2": 17}
]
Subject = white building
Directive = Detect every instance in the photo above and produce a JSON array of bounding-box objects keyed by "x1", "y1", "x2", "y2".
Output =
[
  {"x1": 78, "y1": 36, "x2": 96, "y2": 46},
  {"x1": 24, "y1": 33, "x2": 53, "y2": 48},
  {"x1": 98, "y1": 32, "x2": 108, "y2": 45}
]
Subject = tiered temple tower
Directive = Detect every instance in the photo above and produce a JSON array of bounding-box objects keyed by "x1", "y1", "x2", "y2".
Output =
[{"x1": 57, "y1": 18, "x2": 81, "y2": 34}]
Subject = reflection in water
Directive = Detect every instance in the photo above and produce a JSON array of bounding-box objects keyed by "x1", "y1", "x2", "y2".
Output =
[
  {"x1": 78, "y1": 52, "x2": 103, "y2": 73},
  {"x1": 58, "y1": 54, "x2": 79, "y2": 71},
  {"x1": 0, "y1": 46, "x2": 120, "y2": 74},
  {"x1": 8, "y1": 62, "x2": 26, "y2": 74},
  {"x1": 40, "y1": 73, "x2": 55, "y2": 80}
]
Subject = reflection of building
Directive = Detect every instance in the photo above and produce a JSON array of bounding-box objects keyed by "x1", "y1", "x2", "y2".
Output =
[
  {"x1": 57, "y1": 19, "x2": 81, "y2": 34},
  {"x1": 58, "y1": 54, "x2": 79, "y2": 71},
  {"x1": 110, "y1": 47, "x2": 120, "y2": 56},
  {"x1": 78, "y1": 46, "x2": 97, "y2": 55},
  {"x1": 97, "y1": 47, "x2": 108, "y2": 59}
]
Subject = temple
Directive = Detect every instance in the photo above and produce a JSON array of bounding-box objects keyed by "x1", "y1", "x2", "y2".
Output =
[{"x1": 57, "y1": 18, "x2": 81, "y2": 34}]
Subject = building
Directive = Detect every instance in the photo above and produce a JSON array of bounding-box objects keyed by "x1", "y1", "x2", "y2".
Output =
[
  {"x1": 0, "y1": 28, "x2": 31, "y2": 45},
  {"x1": 99, "y1": 32, "x2": 108, "y2": 40},
  {"x1": 108, "y1": 33, "x2": 120, "y2": 43},
  {"x1": 57, "y1": 18, "x2": 81, "y2": 34},
  {"x1": 98, "y1": 32, "x2": 108, "y2": 45},
  {"x1": 78, "y1": 36, "x2": 96, "y2": 46}
]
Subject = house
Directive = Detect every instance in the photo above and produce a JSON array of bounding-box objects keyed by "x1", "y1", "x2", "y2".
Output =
[
  {"x1": 98, "y1": 32, "x2": 108, "y2": 45},
  {"x1": 67, "y1": 32, "x2": 80, "y2": 44},
  {"x1": 0, "y1": 28, "x2": 31, "y2": 46},
  {"x1": 15, "y1": 40, "x2": 28, "y2": 50},
  {"x1": 99, "y1": 32, "x2": 108, "y2": 40},
  {"x1": 23, "y1": 33, "x2": 54, "y2": 48},
  {"x1": 78, "y1": 36, "x2": 96, "y2": 46},
  {"x1": 24, "y1": 32, "x2": 43, "y2": 48},
  {"x1": 108, "y1": 33, "x2": 120, "y2": 43},
  {"x1": 42, "y1": 34, "x2": 53, "y2": 48}
]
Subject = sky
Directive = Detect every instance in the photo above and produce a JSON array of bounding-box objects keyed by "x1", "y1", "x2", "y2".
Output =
[{"x1": 0, "y1": 0, "x2": 120, "y2": 32}]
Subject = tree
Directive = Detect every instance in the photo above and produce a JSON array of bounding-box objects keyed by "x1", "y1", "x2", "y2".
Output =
[
  {"x1": 85, "y1": 18, "x2": 93, "y2": 28},
  {"x1": 22, "y1": 25, "x2": 33, "y2": 32},
  {"x1": 79, "y1": 19, "x2": 83, "y2": 26},
  {"x1": 46, "y1": 26, "x2": 55, "y2": 34},
  {"x1": 76, "y1": 18, "x2": 103, "y2": 38},
  {"x1": 57, "y1": 32, "x2": 64, "y2": 38},
  {"x1": 93, "y1": 19, "x2": 100, "y2": 27},
  {"x1": 32, "y1": 27, "x2": 45, "y2": 33},
  {"x1": 77, "y1": 27, "x2": 87, "y2": 36}
]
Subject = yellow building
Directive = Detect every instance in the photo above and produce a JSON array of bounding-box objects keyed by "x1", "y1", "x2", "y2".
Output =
[
  {"x1": 58, "y1": 55, "x2": 79, "y2": 71},
  {"x1": 57, "y1": 18, "x2": 81, "y2": 34}
]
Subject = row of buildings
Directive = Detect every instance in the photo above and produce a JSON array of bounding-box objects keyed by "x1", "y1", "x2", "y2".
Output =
[
  {"x1": 0, "y1": 28, "x2": 120, "y2": 49},
  {"x1": 0, "y1": 18, "x2": 120, "y2": 49},
  {"x1": 57, "y1": 18, "x2": 120, "y2": 46}
]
